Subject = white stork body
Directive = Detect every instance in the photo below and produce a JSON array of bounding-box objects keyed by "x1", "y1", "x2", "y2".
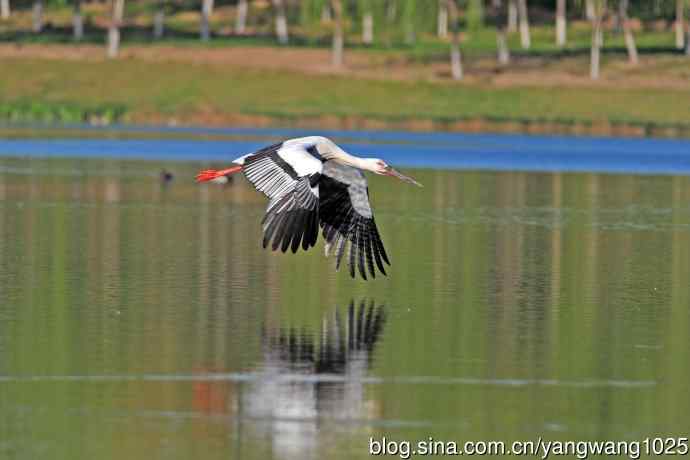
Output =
[{"x1": 196, "y1": 136, "x2": 421, "y2": 280}]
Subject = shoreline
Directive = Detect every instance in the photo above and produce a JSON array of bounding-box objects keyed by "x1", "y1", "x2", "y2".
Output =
[{"x1": 3, "y1": 111, "x2": 690, "y2": 140}]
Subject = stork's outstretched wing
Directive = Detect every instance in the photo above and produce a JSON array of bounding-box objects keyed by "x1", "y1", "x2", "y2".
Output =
[
  {"x1": 319, "y1": 162, "x2": 390, "y2": 280},
  {"x1": 241, "y1": 141, "x2": 323, "y2": 253}
]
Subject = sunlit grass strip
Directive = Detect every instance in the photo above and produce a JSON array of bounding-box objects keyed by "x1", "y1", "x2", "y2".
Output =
[
  {"x1": 0, "y1": 101, "x2": 127, "y2": 125},
  {"x1": 2, "y1": 57, "x2": 690, "y2": 137}
]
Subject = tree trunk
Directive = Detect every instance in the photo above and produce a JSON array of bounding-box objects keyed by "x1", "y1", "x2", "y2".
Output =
[
  {"x1": 321, "y1": 3, "x2": 331, "y2": 22},
  {"x1": 676, "y1": 0, "x2": 685, "y2": 50},
  {"x1": 492, "y1": 0, "x2": 509, "y2": 64},
  {"x1": 73, "y1": 0, "x2": 83, "y2": 41},
  {"x1": 405, "y1": 26, "x2": 415, "y2": 44},
  {"x1": 32, "y1": 0, "x2": 43, "y2": 33},
  {"x1": 619, "y1": 0, "x2": 637, "y2": 65},
  {"x1": 497, "y1": 29, "x2": 510, "y2": 64},
  {"x1": 507, "y1": 0, "x2": 517, "y2": 32},
  {"x1": 448, "y1": 0, "x2": 463, "y2": 80},
  {"x1": 517, "y1": 0, "x2": 530, "y2": 49},
  {"x1": 235, "y1": 0, "x2": 248, "y2": 34},
  {"x1": 1, "y1": 0, "x2": 10, "y2": 20},
  {"x1": 585, "y1": 0, "x2": 595, "y2": 20},
  {"x1": 273, "y1": 0, "x2": 288, "y2": 45},
  {"x1": 107, "y1": 0, "x2": 125, "y2": 59},
  {"x1": 362, "y1": 11, "x2": 373, "y2": 44},
  {"x1": 387, "y1": 0, "x2": 396, "y2": 23},
  {"x1": 403, "y1": 0, "x2": 415, "y2": 44},
  {"x1": 332, "y1": 0, "x2": 344, "y2": 67},
  {"x1": 153, "y1": 7, "x2": 165, "y2": 39},
  {"x1": 590, "y1": 1, "x2": 603, "y2": 79},
  {"x1": 556, "y1": 0, "x2": 566, "y2": 47},
  {"x1": 200, "y1": 0, "x2": 213, "y2": 41},
  {"x1": 437, "y1": 0, "x2": 448, "y2": 38}
]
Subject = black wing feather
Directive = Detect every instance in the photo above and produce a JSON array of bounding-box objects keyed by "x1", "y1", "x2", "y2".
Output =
[
  {"x1": 349, "y1": 226, "x2": 357, "y2": 279},
  {"x1": 262, "y1": 177, "x2": 320, "y2": 253},
  {"x1": 262, "y1": 210, "x2": 286, "y2": 249},
  {"x1": 357, "y1": 222, "x2": 367, "y2": 280},
  {"x1": 319, "y1": 174, "x2": 390, "y2": 280}
]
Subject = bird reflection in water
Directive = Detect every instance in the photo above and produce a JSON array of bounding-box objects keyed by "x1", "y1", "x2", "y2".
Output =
[{"x1": 238, "y1": 299, "x2": 387, "y2": 458}]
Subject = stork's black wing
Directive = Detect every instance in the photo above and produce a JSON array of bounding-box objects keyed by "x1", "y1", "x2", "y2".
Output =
[
  {"x1": 319, "y1": 163, "x2": 390, "y2": 280},
  {"x1": 261, "y1": 176, "x2": 321, "y2": 253},
  {"x1": 242, "y1": 141, "x2": 323, "y2": 253}
]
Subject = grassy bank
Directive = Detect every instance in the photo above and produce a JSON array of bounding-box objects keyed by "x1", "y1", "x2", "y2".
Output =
[{"x1": 2, "y1": 55, "x2": 690, "y2": 137}]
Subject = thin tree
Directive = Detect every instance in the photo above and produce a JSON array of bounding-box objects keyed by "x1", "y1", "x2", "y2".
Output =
[
  {"x1": 332, "y1": 0, "x2": 344, "y2": 67},
  {"x1": 386, "y1": 0, "x2": 396, "y2": 23},
  {"x1": 619, "y1": 0, "x2": 637, "y2": 64},
  {"x1": 590, "y1": 0, "x2": 604, "y2": 79},
  {"x1": 687, "y1": 2, "x2": 690, "y2": 56},
  {"x1": 73, "y1": 0, "x2": 83, "y2": 41},
  {"x1": 403, "y1": 0, "x2": 416, "y2": 44},
  {"x1": 153, "y1": 0, "x2": 165, "y2": 39},
  {"x1": 493, "y1": 0, "x2": 510, "y2": 64},
  {"x1": 1, "y1": 0, "x2": 9, "y2": 20},
  {"x1": 200, "y1": 0, "x2": 213, "y2": 41},
  {"x1": 438, "y1": 0, "x2": 448, "y2": 38},
  {"x1": 585, "y1": 0, "x2": 595, "y2": 20},
  {"x1": 273, "y1": 0, "x2": 288, "y2": 44},
  {"x1": 448, "y1": 0, "x2": 463, "y2": 80},
  {"x1": 556, "y1": 0, "x2": 566, "y2": 47},
  {"x1": 107, "y1": 0, "x2": 125, "y2": 58},
  {"x1": 360, "y1": 0, "x2": 373, "y2": 44},
  {"x1": 321, "y1": 2, "x2": 331, "y2": 22},
  {"x1": 235, "y1": 0, "x2": 248, "y2": 34},
  {"x1": 32, "y1": 0, "x2": 43, "y2": 33},
  {"x1": 676, "y1": 0, "x2": 685, "y2": 49},
  {"x1": 517, "y1": 0, "x2": 530, "y2": 49},
  {"x1": 507, "y1": 0, "x2": 517, "y2": 32}
]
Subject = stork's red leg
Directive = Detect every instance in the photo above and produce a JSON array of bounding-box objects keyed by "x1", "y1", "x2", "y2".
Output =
[{"x1": 196, "y1": 165, "x2": 243, "y2": 183}]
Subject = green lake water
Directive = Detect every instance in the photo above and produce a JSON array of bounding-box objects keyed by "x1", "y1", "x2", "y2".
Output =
[{"x1": 1, "y1": 154, "x2": 689, "y2": 459}]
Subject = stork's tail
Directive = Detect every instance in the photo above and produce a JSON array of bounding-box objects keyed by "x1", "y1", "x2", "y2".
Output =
[{"x1": 195, "y1": 165, "x2": 243, "y2": 183}]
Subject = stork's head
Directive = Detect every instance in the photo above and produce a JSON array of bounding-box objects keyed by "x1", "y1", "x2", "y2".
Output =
[{"x1": 367, "y1": 159, "x2": 423, "y2": 187}]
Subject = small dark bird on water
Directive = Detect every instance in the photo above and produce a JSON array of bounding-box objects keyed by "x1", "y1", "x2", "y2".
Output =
[
  {"x1": 196, "y1": 136, "x2": 422, "y2": 280},
  {"x1": 160, "y1": 169, "x2": 174, "y2": 185}
]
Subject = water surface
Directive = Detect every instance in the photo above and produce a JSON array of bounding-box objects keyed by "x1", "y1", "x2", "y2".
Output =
[{"x1": 1, "y1": 130, "x2": 689, "y2": 459}]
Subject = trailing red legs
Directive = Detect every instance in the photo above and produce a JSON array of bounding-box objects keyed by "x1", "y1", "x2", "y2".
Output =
[{"x1": 196, "y1": 165, "x2": 243, "y2": 183}]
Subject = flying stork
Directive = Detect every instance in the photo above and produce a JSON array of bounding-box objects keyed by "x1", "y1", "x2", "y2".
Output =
[{"x1": 195, "y1": 136, "x2": 422, "y2": 280}]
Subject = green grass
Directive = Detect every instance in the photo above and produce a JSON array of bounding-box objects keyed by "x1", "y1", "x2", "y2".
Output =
[
  {"x1": 0, "y1": 100, "x2": 126, "y2": 124},
  {"x1": 1, "y1": 57, "x2": 690, "y2": 133}
]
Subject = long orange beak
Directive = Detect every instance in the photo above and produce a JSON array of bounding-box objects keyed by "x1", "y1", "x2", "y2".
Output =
[{"x1": 385, "y1": 166, "x2": 423, "y2": 187}]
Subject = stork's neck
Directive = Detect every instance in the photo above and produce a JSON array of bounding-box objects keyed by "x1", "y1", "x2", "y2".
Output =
[
  {"x1": 334, "y1": 151, "x2": 372, "y2": 170},
  {"x1": 322, "y1": 141, "x2": 371, "y2": 170}
]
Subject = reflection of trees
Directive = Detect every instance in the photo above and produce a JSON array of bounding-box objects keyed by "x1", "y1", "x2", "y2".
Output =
[
  {"x1": 0, "y1": 170, "x2": 5, "y2": 375},
  {"x1": 668, "y1": 175, "x2": 690, "y2": 426},
  {"x1": 0, "y1": 158, "x2": 273, "y2": 374},
  {"x1": 3, "y1": 156, "x2": 690, "y2": 447}
]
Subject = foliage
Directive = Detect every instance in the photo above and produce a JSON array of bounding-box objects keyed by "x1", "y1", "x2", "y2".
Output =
[{"x1": 0, "y1": 100, "x2": 127, "y2": 124}]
